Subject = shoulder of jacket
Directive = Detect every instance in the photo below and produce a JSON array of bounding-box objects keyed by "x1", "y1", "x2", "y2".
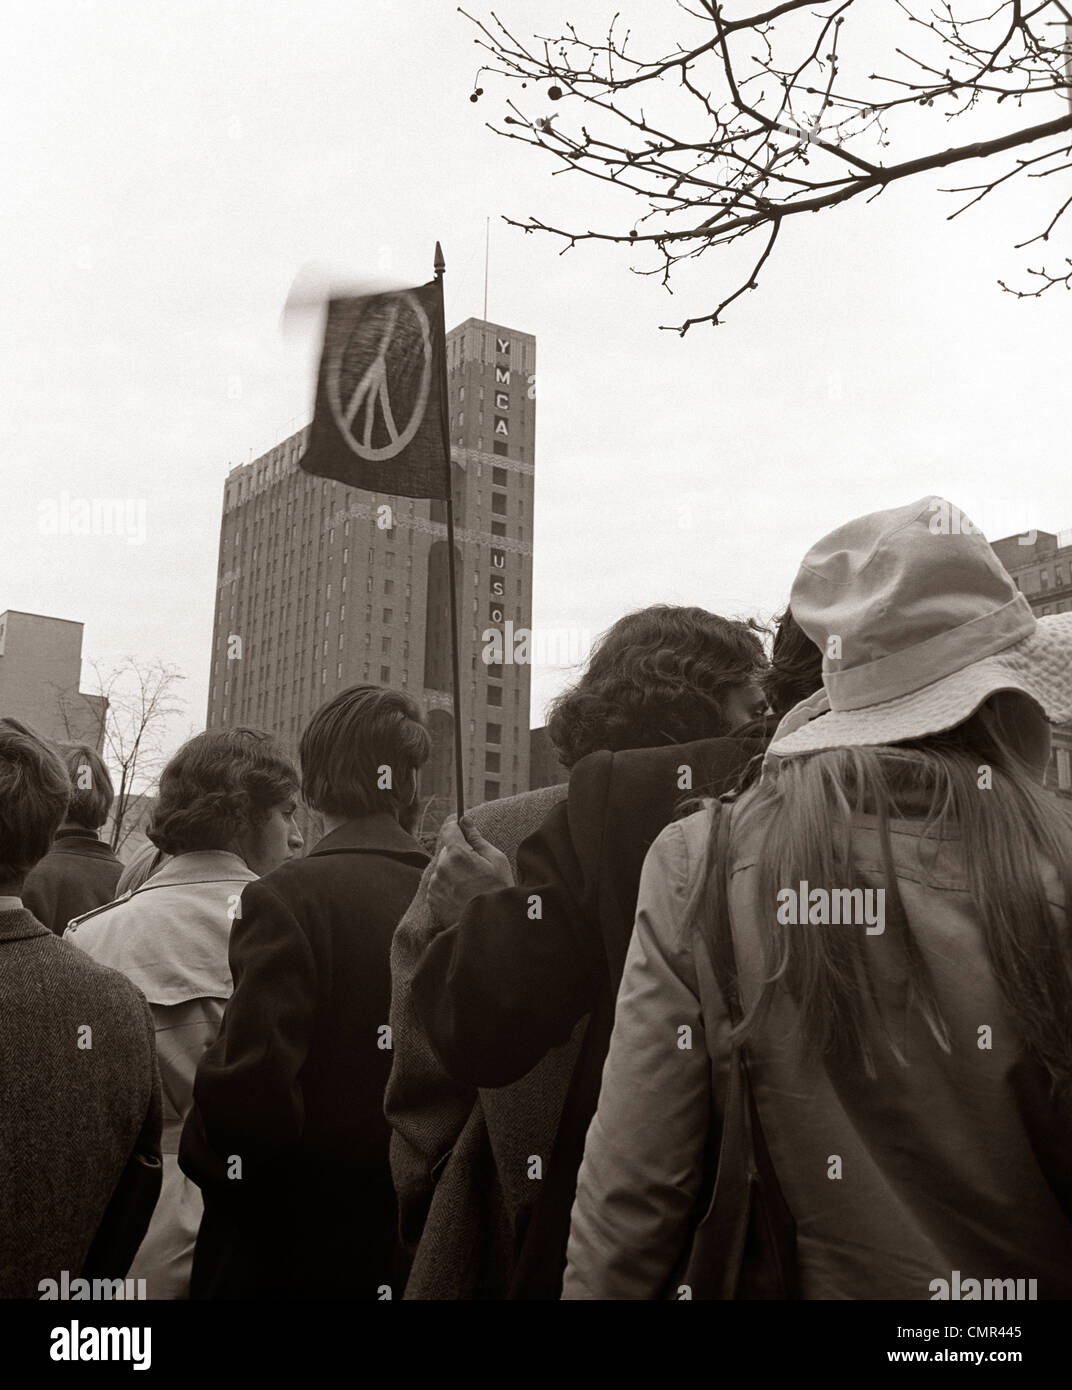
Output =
[
  {"x1": 66, "y1": 891, "x2": 134, "y2": 933},
  {"x1": 651, "y1": 802, "x2": 717, "y2": 872}
]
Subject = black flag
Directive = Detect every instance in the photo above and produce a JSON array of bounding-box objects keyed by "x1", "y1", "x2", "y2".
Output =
[{"x1": 300, "y1": 276, "x2": 450, "y2": 500}]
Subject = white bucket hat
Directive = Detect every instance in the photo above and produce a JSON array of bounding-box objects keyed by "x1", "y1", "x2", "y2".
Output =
[{"x1": 767, "y1": 496, "x2": 1072, "y2": 758}]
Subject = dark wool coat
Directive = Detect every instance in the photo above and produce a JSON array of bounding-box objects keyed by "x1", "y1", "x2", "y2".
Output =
[
  {"x1": 410, "y1": 733, "x2": 767, "y2": 1298},
  {"x1": 22, "y1": 827, "x2": 124, "y2": 935},
  {"x1": 386, "y1": 784, "x2": 573, "y2": 1300},
  {"x1": 0, "y1": 907, "x2": 161, "y2": 1298},
  {"x1": 179, "y1": 815, "x2": 428, "y2": 1300}
]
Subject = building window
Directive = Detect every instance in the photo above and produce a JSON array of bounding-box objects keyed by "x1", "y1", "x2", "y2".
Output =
[
  {"x1": 1041, "y1": 570, "x2": 1050, "y2": 590},
  {"x1": 384, "y1": 607, "x2": 393, "y2": 623},
  {"x1": 380, "y1": 665, "x2": 391, "y2": 683},
  {"x1": 488, "y1": 687, "x2": 502, "y2": 706},
  {"x1": 381, "y1": 636, "x2": 391, "y2": 654},
  {"x1": 492, "y1": 493, "x2": 507, "y2": 516},
  {"x1": 385, "y1": 579, "x2": 394, "y2": 595},
  {"x1": 336, "y1": 662, "x2": 343, "y2": 679},
  {"x1": 492, "y1": 466, "x2": 508, "y2": 486},
  {"x1": 485, "y1": 751, "x2": 501, "y2": 773},
  {"x1": 493, "y1": 441, "x2": 507, "y2": 456},
  {"x1": 487, "y1": 663, "x2": 503, "y2": 679},
  {"x1": 491, "y1": 520, "x2": 506, "y2": 536},
  {"x1": 486, "y1": 722, "x2": 501, "y2": 743},
  {"x1": 484, "y1": 780, "x2": 500, "y2": 801}
]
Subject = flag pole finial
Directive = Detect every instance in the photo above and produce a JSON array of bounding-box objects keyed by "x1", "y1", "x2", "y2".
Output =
[{"x1": 434, "y1": 241, "x2": 446, "y2": 278}]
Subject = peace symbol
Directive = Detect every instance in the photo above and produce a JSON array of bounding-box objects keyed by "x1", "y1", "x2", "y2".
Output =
[{"x1": 327, "y1": 292, "x2": 433, "y2": 462}]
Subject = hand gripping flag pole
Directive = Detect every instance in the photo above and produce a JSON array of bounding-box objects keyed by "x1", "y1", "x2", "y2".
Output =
[
  {"x1": 433, "y1": 242, "x2": 467, "y2": 819},
  {"x1": 298, "y1": 245, "x2": 466, "y2": 820}
]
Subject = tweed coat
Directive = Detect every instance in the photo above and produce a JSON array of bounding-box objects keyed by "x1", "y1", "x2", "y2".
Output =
[
  {"x1": 0, "y1": 906, "x2": 161, "y2": 1298},
  {"x1": 386, "y1": 784, "x2": 573, "y2": 1300}
]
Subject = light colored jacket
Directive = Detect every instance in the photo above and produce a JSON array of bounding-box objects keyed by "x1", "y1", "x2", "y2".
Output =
[
  {"x1": 65, "y1": 851, "x2": 256, "y2": 1298},
  {"x1": 563, "y1": 797, "x2": 1072, "y2": 1300}
]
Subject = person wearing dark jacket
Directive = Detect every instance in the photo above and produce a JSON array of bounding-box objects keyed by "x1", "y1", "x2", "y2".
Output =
[
  {"x1": 179, "y1": 685, "x2": 431, "y2": 1299},
  {"x1": 22, "y1": 742, "x2": 123, "y2": 934},
  {"x1": 409, "y1": 608, "x2": 822, "y2": 1297},
  {"x1": 0, "y1": 718, "x2": 161, "y2": 1298},
  {"x1": 390, "y1": 605, "x2": 769, "y2": 1299}
]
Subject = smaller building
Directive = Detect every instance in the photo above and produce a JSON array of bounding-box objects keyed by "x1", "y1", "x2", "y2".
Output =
[
  {"x1": 991, "y1": 528, "x2": 1072, "y2": 798},
  {"x1": 0, "y1": 610, "x2": 107, "y2": 750}
]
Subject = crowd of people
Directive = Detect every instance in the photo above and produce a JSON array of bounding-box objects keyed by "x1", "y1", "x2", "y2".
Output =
[{"x1": 1, "y1": 494, "x2": 1071, "y2": 1300}]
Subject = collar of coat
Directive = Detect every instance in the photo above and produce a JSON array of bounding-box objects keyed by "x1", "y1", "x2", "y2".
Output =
[
  {"x1": 310, "y1": 813, "x2": 430, "y2": 865},
  {"x1": 49, "y1": 825, "x2": 119, "y2": 859}
]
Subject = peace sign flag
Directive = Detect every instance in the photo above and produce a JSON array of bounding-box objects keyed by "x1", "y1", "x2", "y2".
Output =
[{"x1": 300, "y1": 276, "x2": 451, "y2": 500}]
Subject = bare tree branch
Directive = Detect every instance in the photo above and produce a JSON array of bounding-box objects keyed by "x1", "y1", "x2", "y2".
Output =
[{"x1": 463, "y1": 2, "x2": 1072, "y2": 328}]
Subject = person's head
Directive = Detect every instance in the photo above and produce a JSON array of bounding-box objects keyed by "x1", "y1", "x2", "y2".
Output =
[
  {"x1": 300, "y1": 685, "x2": 431, "y2": 834},
  {"x1": 148, "y1": 729, "x2": 302, "y2": 876},
  {"x1": 711, "y1": 498, "x2": 1072, "y2": 1091},
  {"x1": 57, "y1": 742, "x2": 114, "y2": 832},
  {"x1": 545, "y1": 605, "x2": 768, "y2": 768},
  {"x1": 0, "y1": 718, "x2": 70, "y2": 895},
  {"x1": 764, "y1": 608, "x2": 824, "y2": 721}
]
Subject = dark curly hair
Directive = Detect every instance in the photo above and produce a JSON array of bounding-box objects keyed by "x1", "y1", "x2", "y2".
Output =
[
  {"x1": 764, "y1": 607, "x2": 824, "y2": 720},
  {"x1": 545, "y1": 605, "x2": 767, "y2": 769},
  {"x1": 148, "y1": 728, "x2": 299, "y2": 856}
]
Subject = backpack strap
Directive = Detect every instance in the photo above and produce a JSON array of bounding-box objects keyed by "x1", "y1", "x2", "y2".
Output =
[{"x1": 679, "y1": 798, "x2": 798, "y2": 1299}]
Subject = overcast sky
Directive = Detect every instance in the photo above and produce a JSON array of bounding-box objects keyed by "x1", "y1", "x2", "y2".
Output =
[{"x1": 3, "y1": 1, "x2": 1070, "y2": 767}]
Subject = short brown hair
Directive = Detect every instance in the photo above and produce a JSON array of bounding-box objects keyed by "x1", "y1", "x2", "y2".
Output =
[
  {"x1": 58, "y1": 742, "x2": 115, "y2": 830},
  {"x1": 148, "y1": 729, "x2": 299, "y2": 856},
  {"x1": 300, "y1": 685, "x2": 430, "y2": 821},
  {"x1": 0, "y1": 718, "x2": 71, "y2": 888}
]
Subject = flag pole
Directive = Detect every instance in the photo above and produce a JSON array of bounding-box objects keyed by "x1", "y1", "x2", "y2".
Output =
[{"x1": 434, "y1": 241, "x2": 466, "y2": 819}]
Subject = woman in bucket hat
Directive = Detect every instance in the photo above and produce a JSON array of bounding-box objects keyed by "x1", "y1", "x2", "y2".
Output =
[{"x1": 563, "y1": 497, "x2": 1072, "y2": 1300}]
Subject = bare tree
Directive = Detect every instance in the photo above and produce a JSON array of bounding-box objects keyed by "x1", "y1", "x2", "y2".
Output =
[
  {"x1": 463, "y1": 2, "x2": 1072, "y2": 329},
  {"x1": 57, "y1": 658, "x2": 185, "y2": 853}
]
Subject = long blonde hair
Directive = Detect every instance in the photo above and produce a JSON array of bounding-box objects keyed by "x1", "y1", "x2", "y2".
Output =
[{"x1": 698, "y1": 694, "x2": 1072, "y2": 1088}]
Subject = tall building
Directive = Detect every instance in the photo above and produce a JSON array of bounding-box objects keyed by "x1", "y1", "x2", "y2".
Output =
[
  {"x1": 205, "y1": 316, "x2": 536, "y2": 835},
  {"x1": 0, "y1": 610, "x2": 107, "y2": 750},
  {"x1": 991, "y1": 526, "x2": 1072, "y2": 797}
]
